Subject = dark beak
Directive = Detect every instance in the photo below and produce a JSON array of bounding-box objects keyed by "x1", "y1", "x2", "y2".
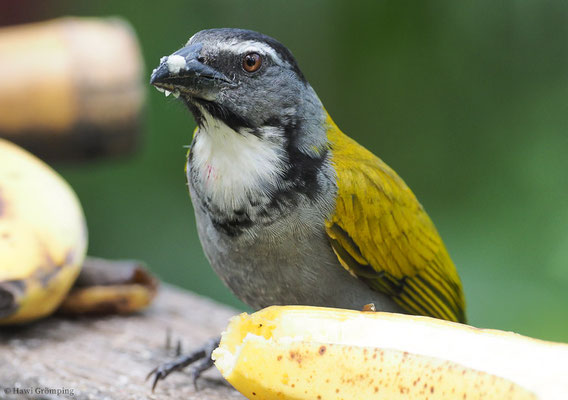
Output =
[{"x1": 150, "y1": 43, "x2": 234, "y2": 97}]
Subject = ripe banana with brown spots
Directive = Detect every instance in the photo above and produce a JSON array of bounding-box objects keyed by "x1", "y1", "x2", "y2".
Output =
[
  {"x1": 0, "y1": 140, "x2": 158, "y2": 324},
  {"x1": 0, "y1": 138, "x2": 87, "y2": 324},
  {"x1": 213, "y1": 306, "x2": 568, "y2": 400}
]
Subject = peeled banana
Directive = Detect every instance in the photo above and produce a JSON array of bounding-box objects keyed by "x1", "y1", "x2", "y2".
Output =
[
  {"x1": 213, "y1": 306, "x2": 568, "y2": 400},
  {"x1": 0, "y1": 138, "x2": 87, "y2": 324}
]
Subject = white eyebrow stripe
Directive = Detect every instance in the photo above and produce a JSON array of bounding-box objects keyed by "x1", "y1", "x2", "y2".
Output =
[{"x1": 214, "y1": 40, "x2": 284, "y2": 65}]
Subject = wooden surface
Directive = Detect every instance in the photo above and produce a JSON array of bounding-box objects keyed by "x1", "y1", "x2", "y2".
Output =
[{"x1": 0, "y1": 285, "x2": 246, "y2": 400}]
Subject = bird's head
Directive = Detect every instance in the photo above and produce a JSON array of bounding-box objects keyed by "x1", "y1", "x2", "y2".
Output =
[
  {"x1": 151, "y1": 29, "x2": 337, "y2": 232},
  {"x1": 150, "y1": 28, "x2": 327, "y2": 147}
]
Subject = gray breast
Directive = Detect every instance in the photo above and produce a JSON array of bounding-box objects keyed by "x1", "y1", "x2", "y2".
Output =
[{"x1": 188, "y1": 182, "x2": 404, "y2": 314}]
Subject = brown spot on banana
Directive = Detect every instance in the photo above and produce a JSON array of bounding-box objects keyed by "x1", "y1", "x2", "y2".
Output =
[
  {"x1": 289, "y1": 350, "x2": 303, "y2": 364},
  {"x1": 64, "y1": 248, "x2": 77, "y2": 265},
  {"x1": 31, "y1": 257, "x2": 66, "y2": 288},
  {"x1": 34, "y1": 239, "x2": 72, "y2": 288},
  {"x1": 0, "y1": 289, "x2": 16, "y2": 318},
  {"x1": 0, "y1": 280, "x2": 26, "y2": 318},
  {"x1": 37, "y1": 265, "x2": 64, "y2": 288}
]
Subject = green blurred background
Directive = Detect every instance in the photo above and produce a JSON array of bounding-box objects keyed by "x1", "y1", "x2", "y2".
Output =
[{"x1": 3, "y1": 1, "x2": 567, "y2": 341}]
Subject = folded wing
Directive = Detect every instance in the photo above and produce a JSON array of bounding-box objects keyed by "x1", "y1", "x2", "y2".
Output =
[{"x1": 326, "y1": 119, "x2": 466, "y2": 323}]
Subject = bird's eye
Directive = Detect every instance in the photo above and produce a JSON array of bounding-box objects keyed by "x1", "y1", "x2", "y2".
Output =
[{"x1": 243, "y1": 53, "x2": 262, "y2": 72}]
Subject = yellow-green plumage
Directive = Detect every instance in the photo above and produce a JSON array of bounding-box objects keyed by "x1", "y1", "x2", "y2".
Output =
[{"x1": 325, "y1": 115, "x2": 466, "y2": 323}]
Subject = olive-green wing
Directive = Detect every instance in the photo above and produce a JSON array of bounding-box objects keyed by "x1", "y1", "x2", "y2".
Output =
[{"x1": 326, "y1": 120, "x2": 466, "y2": 323}]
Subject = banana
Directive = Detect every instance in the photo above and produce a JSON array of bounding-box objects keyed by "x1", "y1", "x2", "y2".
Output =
[
  {"x1": 0, "y1": 139, "x2": 87, "y2": 324},
  {"x1": 213, "y1": 306, "x2": 568, "y2": 400}
]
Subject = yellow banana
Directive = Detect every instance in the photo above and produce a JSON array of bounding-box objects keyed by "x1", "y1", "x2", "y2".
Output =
[
  {"x1": 213, "y1": 306, "x2": 568, "y2": 400},
  {"x1": 0, "y1": 139, "x2": 87, "y2": 324}
]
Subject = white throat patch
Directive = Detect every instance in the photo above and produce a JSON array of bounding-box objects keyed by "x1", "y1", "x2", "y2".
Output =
[{"x1": 190, "y1": 110, "x2": 287, "y2": 212}]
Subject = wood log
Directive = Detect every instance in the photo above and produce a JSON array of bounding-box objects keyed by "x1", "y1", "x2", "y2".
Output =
[
  {"x1": 0, "y1": 17, "x2": 145, "y2": 161},
  {"x1": 0, "y1": 285, "x2": 245, "y2": 399}
]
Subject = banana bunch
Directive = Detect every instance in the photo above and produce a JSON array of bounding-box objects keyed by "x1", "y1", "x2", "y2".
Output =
[
  {"x1": 213, "y1": 306, "x2": 568, "y2": 400},
  {"x1": 0, "y1": 139, "x2": 87, "y2": 324},
  {"x1": 0, "y1": 139, "x2": 156, "y2": 324}
]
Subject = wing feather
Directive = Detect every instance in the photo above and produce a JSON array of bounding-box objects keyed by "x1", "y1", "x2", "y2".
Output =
[{"x1": 325, "y1": 117, "x2": 466, "y2": 323}]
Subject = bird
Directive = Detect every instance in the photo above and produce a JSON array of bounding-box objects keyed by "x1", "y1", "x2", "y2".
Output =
[{"x1": 148, "y1": 28, "x2": 466, "y2": 388}]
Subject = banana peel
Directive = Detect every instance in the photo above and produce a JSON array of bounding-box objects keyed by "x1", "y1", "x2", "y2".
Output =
[
  {"x1": 0, "y1": 139, "x2": 157, "y2": 324},
  {"x1": 58, "y1": 257, "x2": 158, "y2": 315},
  {"x1": 213, "y1": 306, "x2": 568, "y2": 400}
]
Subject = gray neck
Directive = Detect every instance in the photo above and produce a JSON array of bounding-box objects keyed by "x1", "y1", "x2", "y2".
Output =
[{"x1": 187, "y1": 88, "x2": 336, "y2": 238}]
